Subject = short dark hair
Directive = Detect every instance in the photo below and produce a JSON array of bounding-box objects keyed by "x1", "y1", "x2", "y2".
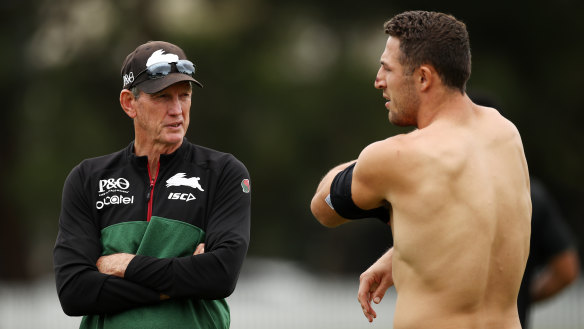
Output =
[{"x1": 384, "y1": 11, "x2": 471, "y2": 93}]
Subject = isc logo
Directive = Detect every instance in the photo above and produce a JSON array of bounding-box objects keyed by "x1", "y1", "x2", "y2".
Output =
[{"x1": 168, "y1": 192, "x2": 196, "y2": 202}]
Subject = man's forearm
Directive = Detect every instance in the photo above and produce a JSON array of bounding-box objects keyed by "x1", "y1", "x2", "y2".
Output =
[
  {"x1": 97, "y1": 253, "x2": 135, "y2": 278},
  {"x1": 56, "y1": 270, "x2": 161, "y2": 316},
  {"x1": 531, "y1": 249, "x2": 580, "y2": 302}
]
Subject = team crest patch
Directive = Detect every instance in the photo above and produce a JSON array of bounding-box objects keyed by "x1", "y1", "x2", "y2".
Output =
[
  {"x1": 166, "y1": 173, "x2": 204, "y2": 191},
  {"x1": 241, "y1": 179, "x2": 251, "y2": 193}
]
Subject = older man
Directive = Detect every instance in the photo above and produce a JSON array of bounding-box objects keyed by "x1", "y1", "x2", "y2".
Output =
[{"x1": 54, "y1": 41, "x2": 251, "y2": 329}]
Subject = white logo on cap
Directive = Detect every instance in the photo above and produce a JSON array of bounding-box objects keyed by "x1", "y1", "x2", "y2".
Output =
[
  {"x1": 123, "y1": 72, "x2": 134, "y2": 86},
  {"x1": 146, "y1": 49, "x2": 179, "y2": 67}
]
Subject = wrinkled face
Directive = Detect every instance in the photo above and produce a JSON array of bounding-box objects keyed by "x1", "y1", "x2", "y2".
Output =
[
  {"x1": 374, "y1": 36, "x2": 420, "y2": 127},
  {"x1": 133, "y1": 81, "x2": 192, "y2": 147}
]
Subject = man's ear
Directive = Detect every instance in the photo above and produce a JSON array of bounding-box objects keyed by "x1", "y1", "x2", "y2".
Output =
[
  {"x1": 120, "y1": 89, "x2": 137, "y2": 119},
  {"x1": 417, "y1": 65, "x2": 434, "y2": 92}
]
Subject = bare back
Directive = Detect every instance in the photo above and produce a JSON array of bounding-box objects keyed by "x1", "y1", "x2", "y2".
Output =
[{"x1": 360, "y1": 105, "x2": 531, "y2": 328}]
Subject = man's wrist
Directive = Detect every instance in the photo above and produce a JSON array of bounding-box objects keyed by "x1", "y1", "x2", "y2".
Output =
[{"x1": 97, "y1": 253, "x2": 135, "y2": 278}]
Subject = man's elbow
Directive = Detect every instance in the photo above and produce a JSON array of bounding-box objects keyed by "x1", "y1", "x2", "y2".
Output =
[
  {"x1": 310, "y1": 196, "x2": 345, "y2": 228},
  {"x1": 177, "y1": 259, "x2": 242, "y2": 299},
  {"x1": 312, "y1": 211, "x2": 342, "y2": 228},
  {"x1": 60, "y1": 303, "x2": 84, "y2": 317},
  {"x1": 221, "y1": 278, "x2": 238, "y2": 298},
  {"x1": 561, "y1": 250, "x2": 581, "y2": 284},
  {"x1": 206, "y1": 270, "x2": 239, "y2": 299},
  {"x1": 58, "y1": 290, "x2": 89, "y2": 316}
]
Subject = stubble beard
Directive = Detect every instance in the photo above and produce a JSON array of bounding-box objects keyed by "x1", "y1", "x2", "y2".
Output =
[{"x1": 388, "y1": 79, "x2": 419, "y2": 127}]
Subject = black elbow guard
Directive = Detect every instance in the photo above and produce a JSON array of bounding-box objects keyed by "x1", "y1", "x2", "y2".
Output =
[{"x1": 328, "y1": 163, "x2": 390, "y2": 223}]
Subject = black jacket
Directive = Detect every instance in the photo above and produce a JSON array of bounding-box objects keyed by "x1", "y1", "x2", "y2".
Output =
[{"x1": 53, "y1": 139, "x2": 251, "y2": 317}]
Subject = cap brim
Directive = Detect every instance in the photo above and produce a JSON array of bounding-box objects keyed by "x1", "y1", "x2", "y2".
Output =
[{"x1": 138, "y1": 72, "x2": 203, "y2": 94}]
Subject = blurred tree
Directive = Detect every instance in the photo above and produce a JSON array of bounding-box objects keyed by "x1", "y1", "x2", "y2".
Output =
[
  {"x1": 0, "y1": 0, "x2": 37, "y2": 280},
  {"x1": 1, "y1": 0, "x2": 583, "y2": 280}
]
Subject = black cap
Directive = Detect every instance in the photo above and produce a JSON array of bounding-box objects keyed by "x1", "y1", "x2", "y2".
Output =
[{"x1": 121, "y1": 41, "x2": 203, "y2": 94}]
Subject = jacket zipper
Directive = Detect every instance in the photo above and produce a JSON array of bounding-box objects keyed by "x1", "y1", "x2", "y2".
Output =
[{"x1": 146, "y1": 162, "x2": 160, "y2": 222}]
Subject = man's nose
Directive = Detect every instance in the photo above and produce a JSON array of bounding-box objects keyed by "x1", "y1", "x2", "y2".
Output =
[
  {"x1": 168, "y1": 96, "x2": 182, "y2": 115},
  {"x1": 374, "y1": 69, "x2": 385, "y2": 89},
  {"x1": 374, "y1": 77, "x2": 385, "y2": 89}
]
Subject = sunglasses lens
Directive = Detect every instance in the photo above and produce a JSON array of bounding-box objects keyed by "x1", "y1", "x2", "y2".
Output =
[
  {"x1": 176, "y1": 60, "x2": 195, "y2": 75},
  {"x1": 140, "y1": 60, "x2": 195, "y2": 82},
  {"x1": 147, "y1": 62, "x2": 172, "y2": 78}
]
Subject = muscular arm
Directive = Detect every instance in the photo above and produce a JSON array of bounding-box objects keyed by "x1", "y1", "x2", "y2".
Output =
[
  {"x1": 310, "y1": 161, "x2": 356, "y2": 227},
  {"x1": 311, "y1": 140, "x2": 395, "y2": 227}
]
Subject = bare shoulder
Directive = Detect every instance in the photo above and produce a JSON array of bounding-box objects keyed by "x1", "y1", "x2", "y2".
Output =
[
  {"x1": 358, "y1": 133, "x2": 414, "y2": 168},
  {"x1": 350, "y1": 134, "x2": 417, "y2": 208},
  {"x1": 355, "y1": 132, "x2": 425, "y2": 186},
  {"x1": 478, "y1": 105, "x2": 520, "y2": 134},
  {"x1": 475, "y1": 105, "x2": 526, "y2": 153}
]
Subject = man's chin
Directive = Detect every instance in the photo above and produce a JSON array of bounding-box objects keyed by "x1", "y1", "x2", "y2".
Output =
[
  {"x1": 388, "y1": 115, "x2": 414, "y2": 128},
  {"x1": 161, "y1": 133, "x2": 185, "y2": 145}
]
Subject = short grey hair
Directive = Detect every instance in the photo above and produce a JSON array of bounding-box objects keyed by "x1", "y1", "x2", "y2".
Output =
[{"x1": 130, "y1": 86, "x2": 141, "y2": 100}]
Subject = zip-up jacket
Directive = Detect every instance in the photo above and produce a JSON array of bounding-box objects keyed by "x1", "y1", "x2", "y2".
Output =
[{"x1": 53, "y1": 139, "x2": 251, "y2": 329}]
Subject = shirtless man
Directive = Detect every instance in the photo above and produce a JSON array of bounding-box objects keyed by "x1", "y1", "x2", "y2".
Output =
[{"x1": 310, "y1": 11, "x2": 531, "y2": 328}]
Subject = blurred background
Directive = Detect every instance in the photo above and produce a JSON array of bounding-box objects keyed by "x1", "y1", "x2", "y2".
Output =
[{"x1": 1, "y1": 0, "x2": 583, "y2": 328}]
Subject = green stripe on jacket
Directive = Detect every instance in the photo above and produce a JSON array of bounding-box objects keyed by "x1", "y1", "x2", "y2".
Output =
[{"x1": 80, "y1": 216, "x2": 229, "y2": 329}]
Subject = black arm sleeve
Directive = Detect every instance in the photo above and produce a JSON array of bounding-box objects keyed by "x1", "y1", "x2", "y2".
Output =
[
  {"x1": 53, "y1": 165, "x2": 160, "y2": 316},
  {"x1": 329, "y1": 163, "x2": 389, "y2": 223},
  {"x1": 124, "y1": 157, "x2": 251, "y2": 299}
]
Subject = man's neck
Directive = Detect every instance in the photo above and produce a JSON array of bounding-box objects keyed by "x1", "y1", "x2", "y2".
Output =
[
  {"x1": 417, "y1": 90, "x2": 470, "y2": 129},
  {"x1": 134, "y1": 139, "x2": 183, "y2": 178}
]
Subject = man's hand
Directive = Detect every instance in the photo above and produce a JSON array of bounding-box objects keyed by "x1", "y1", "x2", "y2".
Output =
[
  {"x1": 194, "y1": 243, "x2": 205, "y2": 255},
  {"x1": 357, "y1": 248, "x2": 394, "y2": 322},
  {"x1": 96, "y1": 253, "x2": 135, "y2": 278}
]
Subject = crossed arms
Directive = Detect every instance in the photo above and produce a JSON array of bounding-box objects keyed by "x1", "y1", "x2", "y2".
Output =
[{"x1": 54, "y1": 163, "x2": 251, "y2": 316}]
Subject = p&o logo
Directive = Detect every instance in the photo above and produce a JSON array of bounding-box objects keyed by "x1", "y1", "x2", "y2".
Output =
[
  {"x1": 96, "y1": 177, "x2": 134, "y2": 210},
  {"x1": 98, "y1": 178, "x2": 130, "y2": 194}
]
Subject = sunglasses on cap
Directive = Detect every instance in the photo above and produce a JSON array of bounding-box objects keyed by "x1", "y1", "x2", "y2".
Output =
[{"x1": 135, "y1": 59, "x2": 196, "y2": 81}]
